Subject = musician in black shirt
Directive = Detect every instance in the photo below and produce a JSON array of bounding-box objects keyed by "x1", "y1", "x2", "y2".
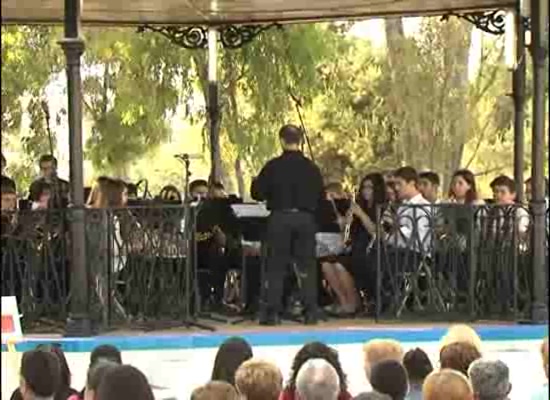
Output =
[
  {"x1": 251, "y1": 124, "x2": 324, "y2": 325},
  {"x1": 28, "y1": 155, "x2": 69, "y2": 209}
]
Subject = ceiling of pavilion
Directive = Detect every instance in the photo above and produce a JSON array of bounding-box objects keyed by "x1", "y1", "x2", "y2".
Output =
[{"x1": 2, "y1": 0, "x2": 514, "y2": 25}]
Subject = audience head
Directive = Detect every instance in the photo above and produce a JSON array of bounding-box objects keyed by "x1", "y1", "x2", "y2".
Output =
[
  {"x1": 209, "y1": 182, "x2": 227, "y2": 199},
  {"x1": 35, "y1": 344, "x2": 72, "y2": 399},
  {"x1": 38, "y1": 154, "x2": 58, "y2": 180},
  {"x1": 468, "y1": 359, "x2": 511, "y2": 400},
  {"x1": 190, "y1": 179, "x2": 209, "y2": 200},
  {"x1": 419, "y1": 171, "x2": 440, "y2": 203},
  {"x1": 288, "y1": 342, "x2": 347, "y2": 392},
  {"x1": 440, "y1": 342, "x2": 482, "y2": 376},
  {"x1": 353, "y1": 392, "x2": 392, "y2": 400},
  {"x1": 542, "y1": 337, "x2": 549, "y2": 379},
  {"x1": 441, "y1": 324, "x2": 482, "y2": 353},
  {"x1": 393, "y1": 167, "x2": 420, "y2": 201},
  {"x1": 363, "y1": 339, "x2": 404, "y2": 380},
  {"x1": 423, "y1": 369, "x2": 474, "y2": 400},
  {"x1": 84, "y1": 360, "x2": 119, "y2": 400},
  {"x1": 1, "y1": 180, "x2": 17, "y2": 211},
  {"x1": 358, "y1": 173, "x2": 387, "y2": 211},
  {"x1": 403, "y1": 347, "x2": 433, "y2": 384},
  {"x1": 191, "y1": 381, "x2": 240, "y2": 400},
  {"x1": 369, "y1": 360, "x2": 408, "y2": 400},
  {"x1": 490, "y1": 175, "x2": 517, "y2": 205},
  {"x1": 89, "y1": 344, "x2": 122, "y2": 367},
  {"x1": 211, "y1": 336, "x2": 253, "y2": 385},
  {"x1": 279, "y1": 124, "x2": 303, "y2": 149},
  {"x1": 19, "y1": 349, "x2": 61, "y2": 400},
  {"x1": 96, "y1": 365, "x2": 154, "y2": 400},
  {"x1": 235, "y1": 359, "x2": 283, "y2": 400},
  {"x1": 296, "y1": 358, "x2": 340, "y2": 400},
  {"x1": 449, "y1": 169, "x2": 478, "y2": 204}
]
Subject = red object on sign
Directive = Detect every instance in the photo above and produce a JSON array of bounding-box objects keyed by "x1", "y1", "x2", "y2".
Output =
[{"x1": 1, "y1": 315, "x2": 15, "y2": 333}]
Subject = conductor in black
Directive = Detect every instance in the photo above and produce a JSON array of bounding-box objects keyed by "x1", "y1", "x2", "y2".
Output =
[{"x1": 251, "y1": 124, "x2": 324, "y2": 325}]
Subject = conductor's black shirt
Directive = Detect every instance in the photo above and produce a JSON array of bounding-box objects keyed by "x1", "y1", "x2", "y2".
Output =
[{"x1": 251, "y1": 150, "x2": 324, "y2": 213}]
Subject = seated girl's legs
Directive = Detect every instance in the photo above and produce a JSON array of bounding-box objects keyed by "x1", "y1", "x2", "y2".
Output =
[{"x1": 321, "y1": 261, "x2": 347, "y2": 307}]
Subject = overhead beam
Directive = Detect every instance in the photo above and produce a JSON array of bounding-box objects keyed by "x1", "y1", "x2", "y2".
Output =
[{"x1": 1, "y1": 0, "x2": 515, "y2": 26}]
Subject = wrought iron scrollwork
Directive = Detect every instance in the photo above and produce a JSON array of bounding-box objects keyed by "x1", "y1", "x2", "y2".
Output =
[
  {"x1": 442, "y1": 9, "x2": 507, "y2": 35},
  {"x1": 137, "y1": 23, "x2": 282, "y2": 50}
]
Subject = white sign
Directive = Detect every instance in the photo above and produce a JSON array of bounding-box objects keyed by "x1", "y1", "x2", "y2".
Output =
[{"x1": 1, "y1": 296, "x2": 23, "y2": 344}]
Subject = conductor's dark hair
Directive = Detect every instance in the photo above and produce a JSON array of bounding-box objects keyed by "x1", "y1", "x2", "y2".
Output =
[
  {"x1": 394, "y1": 166, "x2": 419, "y2": 184},
  {"x1": 96, "y1": 365, "x2": 154, "y2": 400},
  {"x1": 20, "y1": 349, "x2": 61, "y2": 398},
  {"x1": 39, "y1": 154, "x2": 57, "y2": 166},
  {"x1": 279, "y1": 124, "x2": 303, "y2": 145},
  {"x1": 190, "y1": 179, "x2": 208, "y2": 193},
  {"x1": 419, "y1": 171, "x2": 440, "y2": 187}
]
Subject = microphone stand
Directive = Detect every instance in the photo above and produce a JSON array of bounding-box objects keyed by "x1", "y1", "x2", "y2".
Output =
[
  {"x1": 289, "y1": 91, "x2": 315, "y2": 163},
  {"x1": 177, "y1": 154, "x2": 217, "y2": 331}
]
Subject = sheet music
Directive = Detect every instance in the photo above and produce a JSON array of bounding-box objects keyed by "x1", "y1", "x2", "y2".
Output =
[{"x1": 231, "y1": 203, "x2": 270, "y2": 218}]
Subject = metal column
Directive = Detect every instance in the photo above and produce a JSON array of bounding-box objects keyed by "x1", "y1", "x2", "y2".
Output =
[
  {"x1": 208, "y1": 28, "x2": 221, "y2": 184},
  {"x1": 60, "y1": 0, "x2": 91, "y2": 336},
  {"x1": 512, "y1": 10, "x2": 526, "y2": 202},
  {"x1": 528, "y1": 0, "x2": 548, "y2": 323}
]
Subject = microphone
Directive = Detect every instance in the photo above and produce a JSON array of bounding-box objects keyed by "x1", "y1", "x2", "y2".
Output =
[{"x1": 174, "y1": 153, "x2": 203, "y2": 161}]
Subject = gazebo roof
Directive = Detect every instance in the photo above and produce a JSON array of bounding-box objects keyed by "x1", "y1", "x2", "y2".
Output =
[{"x1": 2, "y1": 0, "x2": 514, "y2": 26}]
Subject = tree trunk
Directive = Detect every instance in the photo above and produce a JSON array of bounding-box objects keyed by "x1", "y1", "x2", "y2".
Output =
[{"x1": 385, "y1": 18, "x2": 405, "y2": 68}]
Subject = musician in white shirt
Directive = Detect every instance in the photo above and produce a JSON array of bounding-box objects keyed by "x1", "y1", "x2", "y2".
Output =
[{"x1": 386, "y1": 167, "x2": 432, "y2": 254}]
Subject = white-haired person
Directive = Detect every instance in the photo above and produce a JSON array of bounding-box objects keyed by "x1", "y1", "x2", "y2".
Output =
[
  {"x1": 296, "y1": 358, "x2": 340, "y2": 400},
  {"x1": 532, "y1": 337, "x2": 548, "y2": 400},
  {"x1": 468, "y1": 359, "x2": 511, "y2": 400}
]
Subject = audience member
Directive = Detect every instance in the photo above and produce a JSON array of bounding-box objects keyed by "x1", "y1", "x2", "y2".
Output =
[
  {"x1": 11, "y1": 344, "x2": 78, "y2": 400},
  {"x1": 17, "y1": 349, "x2": 61, "y2": 400},
  {"x1": 363, "y1": 339, "x2": 404, "y2": 381},
  {"x1": 402, "y1": 348, "x2": 433, "y2": 400},
  {"x1": 235, "y1": 359, "x2": 283, "y2": 400},
  {"x1": 96, "y1": 365, "x2": 154, "y2": 400},
  {"x1": 353, "y1": 393, "x2": 392, "y2": 400},
  {"x1": 295, "y1": 359, "x2": 340, "y2": 400},
  {"x1": 191, "y1": 381, "x2": 240, "y2": 400},
  {"x1": 369, "y1": 360, "x2": 408, "y2": 400},
  {"x1": 441, "y1": 324, "x2": 482, "y2": 353},
  {"x1": 71, "y1": 360, "x2": 118, "y2": 400},
  {"x1": 468, "y1": 359, "x2": 511, "y2": 400},
  {"x1": 532, "y1": 337, "x2": 549, "y2": 400},
  {"x1": 422, "y1": 369, "x2": 474, "y2": 400},
  {"x1": 282, "y1": 342, "x2": 351, "y2": 400},
  {"x1": 418, "y1": 171, "x2": 440, "y2": 204},
  {"x1": 211, "y1": 337, "x2": 253, "y2": 385},
  {"x1": 74, "y1": 345, "x2": 123, "y2": 399},
  {"x1": 440, "y1": 342, "x2": 482, "y2": 376}
]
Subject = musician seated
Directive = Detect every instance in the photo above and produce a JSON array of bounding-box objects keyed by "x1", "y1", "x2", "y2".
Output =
[
  {"x1": 1, "y1": 181, "x2": 17, "y2": 234},
  {"x1": 28, "y1": 155, "x2": 69, "y2": 209},
  {"x1": 190, "y1": 179, "x2": 209, "y2": 200},
  {"x1": 317, "y1": 183, "x2": 359, "y2": 316},
  {"x1": 29, "y1": 181, "x2": 52, "y2": 210}
]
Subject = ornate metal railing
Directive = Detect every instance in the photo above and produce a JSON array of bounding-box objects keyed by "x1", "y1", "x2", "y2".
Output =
[
  {"x1": 1, "y1": 203, "x2": 547, "y2": 331},
  {"x1": 375, "y1": 203, "x2": 547, "y2": 321}
]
